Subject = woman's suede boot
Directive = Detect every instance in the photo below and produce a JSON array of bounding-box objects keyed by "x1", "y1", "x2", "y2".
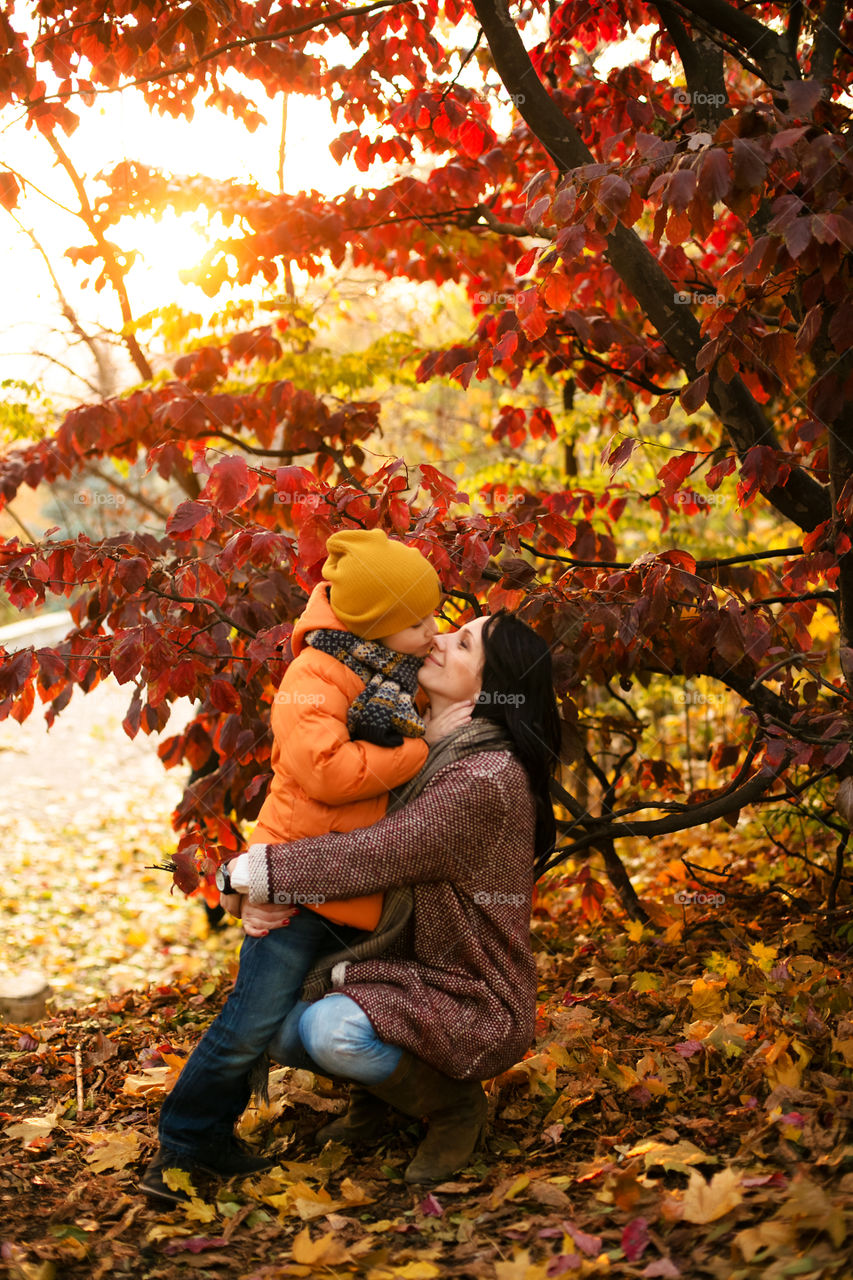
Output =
[
  {"x1": 365, "y1": 1051, "x2": 487, "y2": 1183},
  {"x1": 315, "y1": 1086, "x2": 389, "y2": 1146}
]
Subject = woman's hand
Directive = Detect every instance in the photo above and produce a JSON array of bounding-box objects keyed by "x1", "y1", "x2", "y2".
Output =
[
  {"x1": 242, "y1": 900, "x2": 298, "y2": 938},
  {"x1": 424, "y1": 698, "x2": 476, "y2": 746},
  {"x1": 219, "y1": 891, "x2": 244, "y2": 919}
]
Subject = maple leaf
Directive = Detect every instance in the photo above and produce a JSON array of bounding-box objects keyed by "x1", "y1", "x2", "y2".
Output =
[{"x1": 681, "y1": 1168, "x2": 743, "y2": 1224}]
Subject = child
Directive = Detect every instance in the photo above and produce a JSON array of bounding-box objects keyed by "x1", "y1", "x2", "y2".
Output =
[
  {"x1": 141, "y1": 528, "x2": 441, "y2": 1202},
  {"x1": 229, "y1": 525, "x2": 440, "y2": 928}
]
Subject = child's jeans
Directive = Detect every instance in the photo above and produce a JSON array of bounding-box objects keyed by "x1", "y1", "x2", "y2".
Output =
[{"x1": 158, "y1": 909, "x2": 364, "y2": 1159}]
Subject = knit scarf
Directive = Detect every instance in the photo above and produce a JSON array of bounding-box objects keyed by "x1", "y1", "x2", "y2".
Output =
[{"x1": 305, "y1": 628, "x2": 425, "y2": 747}]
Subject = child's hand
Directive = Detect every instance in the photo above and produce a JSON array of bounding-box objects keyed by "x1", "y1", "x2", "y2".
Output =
[
  {"x1": 242, "y1": 901, "x2": 298, "y2": 937},
  {"x1": 423, "y1": 699, "x2": 475, "y2": 746}
]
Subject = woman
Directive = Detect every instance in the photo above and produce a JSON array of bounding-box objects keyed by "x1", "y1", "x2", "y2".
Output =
[{"x1": 142, "y1": 611, "x2": 560, "y2": 1198}]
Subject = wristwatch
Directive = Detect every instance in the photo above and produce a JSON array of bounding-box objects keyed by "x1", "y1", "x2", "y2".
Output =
[{"x1": 215, "y1": 861, "x2": 236, "y2": 895}]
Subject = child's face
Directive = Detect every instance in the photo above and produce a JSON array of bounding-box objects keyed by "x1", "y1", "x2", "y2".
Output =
[{"x1": 378, "y1": 614, "x2": 438, "y2": 657}]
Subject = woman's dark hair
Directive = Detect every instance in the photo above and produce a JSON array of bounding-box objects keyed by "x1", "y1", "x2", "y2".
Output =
[{"x1": 472, "y1": 611, "x2": 561, "y2": 868}]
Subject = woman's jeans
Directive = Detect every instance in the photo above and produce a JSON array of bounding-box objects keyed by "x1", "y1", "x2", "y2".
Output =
[
  {"x1": 274, "y1": 994, "x2": 402, "y2": 1084},
  {"x1": 158, "y1": 911, "x2": 401, "y2": 1159}
]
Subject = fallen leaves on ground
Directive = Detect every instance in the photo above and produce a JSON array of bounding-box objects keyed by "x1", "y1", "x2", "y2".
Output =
[{"x1": 3, "y1": 834, "x2": 853, "y2": 1280}]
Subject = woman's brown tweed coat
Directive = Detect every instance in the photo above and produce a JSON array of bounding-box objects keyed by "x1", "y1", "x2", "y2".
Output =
[{"x1": 247, "y1": 750, "x2": 538, "y2": 1080}]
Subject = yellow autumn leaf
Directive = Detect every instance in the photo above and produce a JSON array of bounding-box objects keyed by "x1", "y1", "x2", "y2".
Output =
[
  {"x1": 748, "y1": 941, "x2": 778, "y2": 971},
  {"x1": 289, "y1": 1180, "x2": 345, "y2": 1220},
  {"x1": 682, "y1": 1167, "x2": 743, "y2": 1224},
  {"x1": 706, "y1": 950, "x2": 740, "y2": 981},
  {"x1": 625, "y1": 919, "x2": 646, "y2": 942},
  {"x1": 599, "y1": 1053, "x2": 640, "y2": 1090},
  {"x1": 368, "y1": 1264, "x2": 442, "y2": 1279},
  {"x1": 763, "y1": 1035, "x2": 812, "y2": 1089},
  {"x1": 779, "y1": 1174, "x2": 846, "y2": 1248},
  {"x1": 494, "y1": 1251, "x2": 552, "y2": 1280},
  {"x1": 291, "y1": 1226, "x2": 353, "y2": 1265},
  {"x1": 662, "y1": 921, "x2": 684, "y2": 944},
  {"x1": 631, "y1": 971, "x2": 661, "y2": 993},
  {"x1": 4, "y1": 1109, "x2": 61, "y2": 1147},
  {"x1": 82, "y1": 1128, "x2": 142, "y2": 1172},
  {"x1": 689, "y1": 977, "x2": 726, "y2": 1019},
  {"x1": 163, "y1": 1166, "x2": 198, "y2": 1198},
  {"x1": 122, "y1": 1064, "x2": 181, "y2": 1098},
  {"x1": 184, "y1": 1197, "x2": 216, "y2": 1223},
  {"x1": 735, "y1": 1220, "x2": 796, "y2": 1261},
  {"x1": 625, "y1": 1138, "x2": 715, "y2": 1174},
  {"x1": 831, "y1": 1037, "x2": 853, "y2": 1066},
  {"x1": 339, "y1": 1176, "x2": 376, "y2": 1204},
  {"x1": 145, "y1": 1225, "x2": 193, "y2": 1243},
  {"x1": 488, "y1": 1174, "x2": 530, "y2": 1208}
]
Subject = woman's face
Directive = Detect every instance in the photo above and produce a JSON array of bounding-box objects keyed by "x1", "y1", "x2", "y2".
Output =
[{"x1": 418, "y1": 616, "x2": 488, "y2": 703}]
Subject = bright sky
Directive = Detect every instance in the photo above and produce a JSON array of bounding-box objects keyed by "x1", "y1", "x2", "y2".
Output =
[
  {"x1": 0, "y1": 81, "x2": 375, "y2": 397},
  {"x1": 0, "y1": 23, "x2": 655, "y2": 402}
]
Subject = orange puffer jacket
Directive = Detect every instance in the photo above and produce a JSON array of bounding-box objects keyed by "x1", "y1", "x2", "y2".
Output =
[{"x1": 250, "y1": 583, "x2": 428, "y2": 929}]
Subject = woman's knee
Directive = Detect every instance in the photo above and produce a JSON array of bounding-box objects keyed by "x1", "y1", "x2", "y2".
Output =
[{"x1": 298, "y1": 995, "x2": 374, "y2": 1069}]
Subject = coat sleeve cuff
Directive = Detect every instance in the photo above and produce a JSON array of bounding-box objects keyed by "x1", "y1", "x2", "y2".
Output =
[
  {"x1": 228, "y1": 852, "x2": 251, "y2": 893},
  {"x1": 246, "y1": 844, "x2": 269, "y2": 903}
]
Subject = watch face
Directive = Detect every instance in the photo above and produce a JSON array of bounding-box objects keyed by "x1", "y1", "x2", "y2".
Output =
[{"x1": 215, "y1": 865, "x2": 227, "y2": 891}]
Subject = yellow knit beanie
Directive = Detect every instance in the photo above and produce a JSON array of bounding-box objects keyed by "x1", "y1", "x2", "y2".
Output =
[{"x1": 322, "y1": 529, "x2": 441, "y2": 640}]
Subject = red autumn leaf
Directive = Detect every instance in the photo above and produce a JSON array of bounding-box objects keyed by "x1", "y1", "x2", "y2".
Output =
[
  {"x1": 657, "y1": 451, "x2": 697, "y2": 494},
  {"x1": 0, "y1": 171, "x2": 20, "y2": 210},
  {"x1": 698, "y1": 149, "x2": 731, "y2": 203},
  {"x1": 167, "y1": 501, "x2": 215, "y2": 540},
  {"x1": 680, "y1": 373, "x2": 709, "y2": 415},
  {"x1": 580, "y1": 877, "x2": 605, "y2": 922},
  {"x1": 605, "y1": 436, "x2": 639, "y2": 474},
  {"x1": 202, "y1": 455, "x2": 257, "y2": 514},
  {"x1": 621, "y1": 1217, "x2": 650, "y2": 1262},
  {"x1": 170, "y1": 849, "x2": 201, "y2": 896},
  {"x1": 458, "y1": 119, "x2": 486, "y2": 158},
  {"x1": 784, "y1": 78, "x2": 823, "y2": 117}
]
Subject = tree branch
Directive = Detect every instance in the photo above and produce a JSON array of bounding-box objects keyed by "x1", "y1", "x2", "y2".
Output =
[
  {"x1": 653, "y1": 2, "x2": 732, "y2": 131},
  {"x1": 27, "y1": 0, "x2": 408, "y2": 106},
  {"x1": 43, "y1": 134, "x2": 153, "y2": 383},
  {"x1": 517, "y1": 540, "x2": 805, "y2": 571},
  {"x1": 148, "y1": 589, "x2": 257, "y2": 638},
  {"x1": 667, "y1": 0, "x2": 797, "y2": 85},
  {"x1": 470, "y1": 0, "x2": 830, "y2": 532},
  {"x1": 811, "y1": 0, "x2": 846, "y2": 87},
  {"x1": 541, "y1": 765, "x2": 780, "y2": 872},
  {"x1": 86, "y1": 464, "x2": 171, "y2": 522}
]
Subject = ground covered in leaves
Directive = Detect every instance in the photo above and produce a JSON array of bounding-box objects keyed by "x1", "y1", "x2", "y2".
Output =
[
  {"x1": 2, "y1": 686, "x2": 853, "y2": 1278},
  {"x1": 3, "y1": 863, "x2": 853, "y2": 1280}
]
